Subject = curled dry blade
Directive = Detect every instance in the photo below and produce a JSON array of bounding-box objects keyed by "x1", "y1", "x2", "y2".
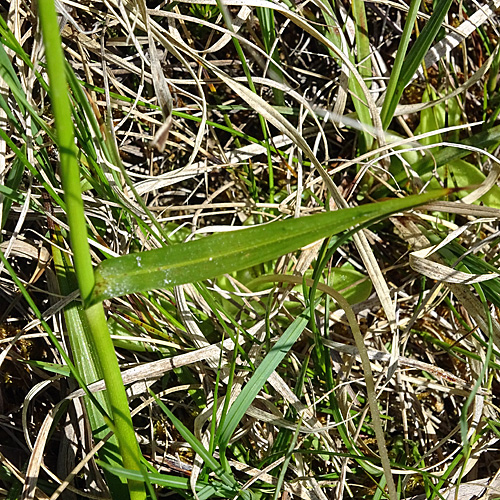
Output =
[{"x1": 137, "y1": 0, "x2": 173, "y2": 152}]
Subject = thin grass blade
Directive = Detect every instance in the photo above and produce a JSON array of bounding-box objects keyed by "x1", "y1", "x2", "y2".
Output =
[
  {"x1": 381, "y1": 0, "x2": 454, "y2": 128},
  {"x1": 217, "y1": 312, "x2": 309, "y2": 450},
  {"x1": 380, "y1": 0, "x2": 422, "y2": 129},
  {"x1": 150, "y1": 391, "x2": 250, "y2": 499}
]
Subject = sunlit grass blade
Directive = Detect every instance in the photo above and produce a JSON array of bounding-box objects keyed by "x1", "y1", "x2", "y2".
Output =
[
  {"x1": 91, "y1": 189, "x2": 451, "y2": 305},
  {"x1": 380, "y1": 0, "x2": 422, "y2": 129},
  {"x1": 150, "y1": 390, "x2": 250, "y2": 499},
  {"x1": 217, "y1": 312, "x2": 309, "y2": 451},
  {"x1": 381, "y1": 0, "x2": 453, "y2": 128},
  {"x1": 38, "y1": 0, "x2": 147, "y2": 498}
]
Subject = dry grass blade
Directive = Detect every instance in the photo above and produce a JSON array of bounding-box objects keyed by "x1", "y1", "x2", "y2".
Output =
[
  {"x1": 394, "y1": 215, "x2": 500, "y2": 346},
  {"x1": 66, "y1": 338, "x2": 237, "y2": 399},
  {"x1": 136, "y1": 0, "x2": 173, "y2": 152},
  {"x1": 21, "y1": 402, "x2": 64, "y2": 500},
  {"x1": 323, "y1": 340, "x2": 481, "y2": 391},
  {"x1": 0, "y1": 451, "x2": 50, "y2": 500},
  {"x1": 411, "y1": 251, "x2": 500, "y2": 285},
  {"x1": 257, "y1": 274, "x2": 398, "y2": 498},
  {"x1": 411, "y1": 0, "x2": 500, "y2": 84}
]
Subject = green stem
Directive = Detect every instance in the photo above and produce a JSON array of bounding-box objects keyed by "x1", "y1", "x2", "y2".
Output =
[
  {"x1": 38, "y1": 1, "x2": 146, "y2": 498},
  {"x1": 216, "y1": 0, "x2": 275, "y2": 202},
  {"x1": 380, "y1": 0, "x2": 422, "y2": 129}
]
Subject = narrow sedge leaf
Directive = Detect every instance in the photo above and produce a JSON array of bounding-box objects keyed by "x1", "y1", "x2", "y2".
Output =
[
  {"x1": 97, "y1": 461, "x2": 237, "y2": 499},
  {"x1": 398, "y1": 0, "x2": 453, "y2": 87},
  {"x1": 380, "y1": 0, "x2": 421, "y2": 129},
  {"x1": 382, "y1": 0, "x2": 453, "y2": 127},
  {"x1": 151, "y1": 391, "x2": 251, "y2": 499},
  {"x1": 90, "y1": 190, "x2": 450, "y2": 305},
  {"x1": 217, "y1": 311, "x2": 309, "y2": 450}
]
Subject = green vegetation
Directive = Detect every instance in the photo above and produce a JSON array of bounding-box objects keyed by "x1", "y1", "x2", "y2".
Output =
[{"x1": 1, "y1": 0, "x2": 500, "y2": 499}]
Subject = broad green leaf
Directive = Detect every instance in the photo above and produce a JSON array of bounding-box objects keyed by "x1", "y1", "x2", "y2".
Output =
[
  {"x1": 381, "y1": 124, "x2": 500, "y2": 195},
  {"x1": 424, "y1": 159, "x2": 500, "y2": 208},
  {"x1": 417, "y1": 88, "x2": 444, "y2": 146},
  {"x1": 414, "y1": 89, "x2": 461, "y2": 145},
  {"x1": 217, "y1": 311, "x2": 309, "y2": 450},
  {"x1": 90, "y1": 190, "x2": 450, "y2": 305},
  {"x1": 330, "y1": 266, "x2": 372, "y2": 304}
]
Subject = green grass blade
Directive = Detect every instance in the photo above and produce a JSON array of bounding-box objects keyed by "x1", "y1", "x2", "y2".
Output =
[
  {"x1": 91, "y1": 189, "x2": 450, "y2": 305},
  {"x1": 97, "y1": 461, "x2": 238, "y2": 499},
  {"x1": 378, "y1": 124, "x2": 500, "y2": 195},
  {"x1": 38, "y1": 1, "x2": 147, "y2": 498},
  {"x1": 50, "y1": 233, "x2": 129, "y2": 495},
  {"x1": 256, "y1": 6, "x2": 285, "y2": 106},
  {"x1": 351, "y1": 0, "x2": 374, "y2": 152},
  {"x1": 150, "y1": 391, "x2": 250, "y2": 498},
  {"x1": 1, "y1": 156, "x2": 25, "y2": 229},
  {"x1": 412, "y1": 124, "x2": 500, "y2": 175},
  {"x1": 380, "y1": 0, "x2": 422, "y2": 129},
  {"x1": 381, "y1": 0, "x2": 453, "y2": 128},
  {"x1": 0, "y1": 41, "x2": 23, "y2": 95},
  {"x1": 0, "y1": 44, "x2": 55, "y2": 141},
  {"x1": 350, "y1": 74, "x2": 375, "y2": 152},
  {"x1": 272, "y1": 416, "x2": 303, "y2": 500},
  {"x1": 217, "y1": 312, "x2": 309, "y2": 450}
]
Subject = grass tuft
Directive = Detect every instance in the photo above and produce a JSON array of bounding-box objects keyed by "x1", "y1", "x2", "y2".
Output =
[{"x1": 1, "y1": 0, "x2": 500, "y2": 498}]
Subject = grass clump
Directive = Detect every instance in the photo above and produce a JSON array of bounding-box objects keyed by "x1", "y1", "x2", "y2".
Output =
[{"x1": 1, "y1": 0, "x2": 500, "y2": 499}]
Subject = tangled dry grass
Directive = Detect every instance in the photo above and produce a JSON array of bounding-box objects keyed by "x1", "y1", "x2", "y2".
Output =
[{"x1": 1, "y1": 0, "x2": 500, "y2": 499}]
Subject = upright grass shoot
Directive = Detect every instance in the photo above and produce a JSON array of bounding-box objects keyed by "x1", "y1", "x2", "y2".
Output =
[{"x1": 37, "y1": 0, "x2": 146, "y2": 498}]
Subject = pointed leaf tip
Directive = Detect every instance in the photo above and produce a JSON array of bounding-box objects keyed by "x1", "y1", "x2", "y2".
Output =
[{"x1": 88, "y1": 189, "x2": 450, "y2": 306}]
